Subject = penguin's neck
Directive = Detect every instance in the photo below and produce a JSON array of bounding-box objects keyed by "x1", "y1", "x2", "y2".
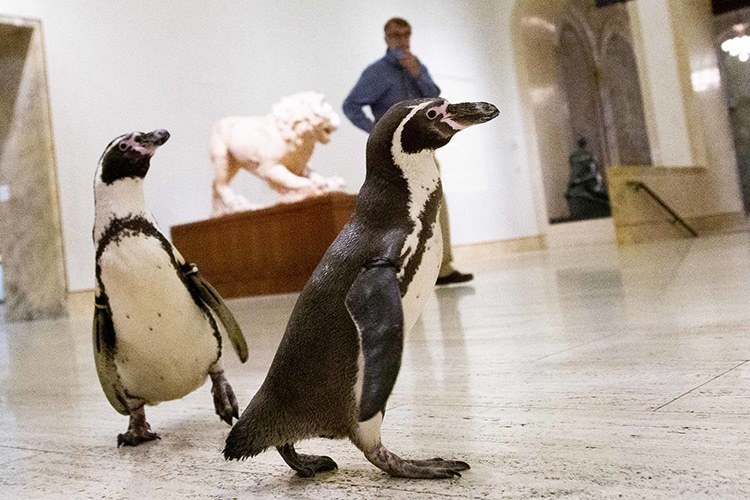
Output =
[
  {"x1": 389, "y1": 132, "x2": 441, "y2": 222},
  {"x1": 94, "y1": 178, "x2": 152, "y2": 240},
  {"x1": 359, "y1": 131, "x2": 442, "y2": 231}
]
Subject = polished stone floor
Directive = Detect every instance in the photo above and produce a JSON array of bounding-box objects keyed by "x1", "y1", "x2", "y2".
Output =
[{"x1": 1, "y1": 233, "x2": 749, "y2": 498}]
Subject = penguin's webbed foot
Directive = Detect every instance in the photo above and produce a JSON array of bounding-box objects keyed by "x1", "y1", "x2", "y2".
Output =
[
  {"x1": 277, "y1": 443, "x2": 338, "y2": 477},
  {"x1": 117, "y1": 406, "x2": 160, "y2": 447},
  {"x1": 364, "y1": 443, "x2": 469, "y2": 479},
  {"x1": 117, "y1": 428, "x2": 161, "y2": 447},
  {"x1": 210, "y1": 371, "x2": 240, "y2": 425},
  {"x1": 404, "y1": 457, "x2": 470, "y2": 472}
]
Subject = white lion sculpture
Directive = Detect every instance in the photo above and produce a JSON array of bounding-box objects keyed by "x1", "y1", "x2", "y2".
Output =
[{"x1": 210, "y1": 91, "x2": 346, "y2": 215}]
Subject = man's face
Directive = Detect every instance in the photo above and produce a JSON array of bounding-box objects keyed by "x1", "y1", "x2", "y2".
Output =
[{"x1": 385, "y1": 25, "x2": 411, "y2": 52}]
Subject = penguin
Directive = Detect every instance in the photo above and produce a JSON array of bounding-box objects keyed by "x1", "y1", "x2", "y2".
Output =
[
  {"x1": 92, "y1": 129, "x2": 249, "y2": 446},
  {"x1": 223, "y1": 98, "x2": 498, "y2": 478}
]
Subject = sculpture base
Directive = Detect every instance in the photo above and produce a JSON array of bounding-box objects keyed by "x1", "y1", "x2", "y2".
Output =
[{"x1": 170, "y1": 192, "x2": 357, "y2": 298}]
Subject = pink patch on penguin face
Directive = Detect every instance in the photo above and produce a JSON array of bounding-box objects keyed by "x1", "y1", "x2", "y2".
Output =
[
  {"x1": 119, "y1": 133, "x2": 159, "y2": 155},
  {"x1": 425, "y1": 102, "x2": 468, "y2": 131}
]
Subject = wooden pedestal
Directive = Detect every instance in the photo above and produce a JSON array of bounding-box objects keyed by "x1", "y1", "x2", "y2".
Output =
[{"x1": 170, "y1": 192, "x2": 357, "y2": 298}]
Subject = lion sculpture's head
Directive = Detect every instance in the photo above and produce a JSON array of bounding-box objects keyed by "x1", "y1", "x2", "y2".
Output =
[{"x1": 272, "y1": 91, "x2": 340, "y2": 145}]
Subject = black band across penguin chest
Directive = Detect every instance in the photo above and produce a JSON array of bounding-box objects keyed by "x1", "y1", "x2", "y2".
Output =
[{"x1": 95, "y1": 216, "x2": 222, "y2": 349}]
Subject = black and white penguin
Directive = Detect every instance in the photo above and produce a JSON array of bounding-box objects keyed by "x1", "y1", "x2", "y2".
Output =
[
  {"x1": 224, "y1": 98, "x2": 498, "y2": 478},
  {"x1": 93, "y1": 129, "x2": 249, "y2": 446}
]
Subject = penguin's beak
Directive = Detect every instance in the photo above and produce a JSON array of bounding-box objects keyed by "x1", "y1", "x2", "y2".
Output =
[
  {"x1": 443, "y1": 102, "x2": 499, "y2": 128},
  {"x1": 140, "y1": 129, "x2": 170, "y2": 147}
]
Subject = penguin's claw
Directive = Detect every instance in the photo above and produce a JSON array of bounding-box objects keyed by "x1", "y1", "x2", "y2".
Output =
[
  {"x1": 402, "y1": 458, "x2": 470, "y2": 477},
  {"x1": 117, "y1": 429, "x2": 161, "y2": 447},
  {"x1": 210, "y1": 371, "x2": 239, "y2": 425},
  {"x1": 404, "y1": 458, "x2": 471, "y2": 472},
  {"x1": 277, "y1": 443, "x2": 339, "y2": 477},
  {"x1": 215, "y1": 402, "x2": 236, "y2": 426},
  {"x1": 117, "y1": 406, "x2": 160, "y2": 447},
  {"x1": 364, "y1": 443, "x2": 469, "y2": 479},
  {"x1": 215, "y1": 400, "x2": 238, "y2": 425},
  {"x1": 298, "y1": 454, "x2": 338, "y2": 475}
]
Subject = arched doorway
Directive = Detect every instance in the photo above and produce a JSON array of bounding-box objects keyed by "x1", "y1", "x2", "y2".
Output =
[
  {"x1": 512, "y1": 0, "x2": 651, "y2": 229},
  {"x1": 715, "y1": 6, "x2": 750, "y2": 213}
]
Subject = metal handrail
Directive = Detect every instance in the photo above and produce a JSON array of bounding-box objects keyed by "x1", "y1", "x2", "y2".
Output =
[{"x1": 625, "y1": 181, "x2": 698, "y2": 237}]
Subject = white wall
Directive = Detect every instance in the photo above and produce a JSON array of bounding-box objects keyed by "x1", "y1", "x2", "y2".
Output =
[{"x1": 0, "y1": 0, "x2": 538, "y2": 291}]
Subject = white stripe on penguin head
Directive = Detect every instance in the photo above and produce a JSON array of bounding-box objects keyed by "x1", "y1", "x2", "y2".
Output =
[
  {"x1": 391, "y1": 101, "x2": 442, "y2": 279},
  {"x1": 391, "y1": 101, "x2": 441, "y2": 212}
]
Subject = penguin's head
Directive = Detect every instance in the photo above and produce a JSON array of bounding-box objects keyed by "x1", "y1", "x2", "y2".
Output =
[
  {"x1": 96, "y1": 129, "x2": 170, "y2": 185},
  {"x1": 376, "y1": 98, "x2": 499, "y2": 154}
]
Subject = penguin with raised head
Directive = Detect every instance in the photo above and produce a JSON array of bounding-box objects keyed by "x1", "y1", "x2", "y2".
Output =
[
  {"x1": 93, "y1": 129, "x2": 249, "y2": 446},
  {"x1": 224, "y1": 98, "x2": 498, "y2": 478}
]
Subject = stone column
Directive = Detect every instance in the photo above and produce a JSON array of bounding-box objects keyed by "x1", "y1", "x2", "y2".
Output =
[{"x1": 0, "y1": 19, "x2": 68, "y2": 322}]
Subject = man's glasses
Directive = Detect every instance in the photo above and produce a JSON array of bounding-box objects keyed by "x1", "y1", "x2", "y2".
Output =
[{"x1": 386, "y1": 31, "x2": 411, "y2": 39}]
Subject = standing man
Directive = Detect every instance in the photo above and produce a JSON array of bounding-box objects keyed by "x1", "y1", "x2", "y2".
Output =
[{"x1": 343, "y1": 17, "x2": 473, "y2": 286}]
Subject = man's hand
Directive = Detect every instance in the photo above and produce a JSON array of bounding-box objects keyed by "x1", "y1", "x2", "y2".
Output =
[{"x1": 398, "y1": 51, "x2": 421, "y2": 77}]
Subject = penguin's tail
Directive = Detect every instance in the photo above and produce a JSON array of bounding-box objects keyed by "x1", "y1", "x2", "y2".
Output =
[
  {"x1": 223, "y1": 428, "x2": 262, "y2": 460},
  {"x1": 223, "y1": 395, "x2": 286, "y2": 460}
]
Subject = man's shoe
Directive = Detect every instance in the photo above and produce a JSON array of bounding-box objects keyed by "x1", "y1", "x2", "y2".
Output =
[{"x1": 436, "y1": 271, "x2": 474, "y2": 286}]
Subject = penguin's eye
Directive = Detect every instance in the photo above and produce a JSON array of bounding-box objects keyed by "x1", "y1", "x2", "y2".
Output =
[
  {"x1": 426, "y1": 109, "x2": 438, "y2": 120},
  {"x1": 118, "y1": 142, "x2": 130, "y2": 152}
]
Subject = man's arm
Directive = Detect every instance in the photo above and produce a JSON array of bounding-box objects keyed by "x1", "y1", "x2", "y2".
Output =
[
  {"x1": 397, "y1": 51, "x2": 440, "y2": 98},
  {"x1": 342, "y1": 94, "x2": 374, "y2": 133},
  {"x1": 412, "y1": 63, "x2": 440, "y2": 98},
  {"x1": 343, "y1": 66, "x2": 390, "y2": 133}
]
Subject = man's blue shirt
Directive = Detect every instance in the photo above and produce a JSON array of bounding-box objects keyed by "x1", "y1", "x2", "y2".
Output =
[{"x1": 343, "y1": 49, "x2": 441, "y2": 133}]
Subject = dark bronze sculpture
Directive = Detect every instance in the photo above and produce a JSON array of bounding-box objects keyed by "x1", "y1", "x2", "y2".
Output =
[{"x1": 565, "y1": 138, "x2": 611, "y2": 220}]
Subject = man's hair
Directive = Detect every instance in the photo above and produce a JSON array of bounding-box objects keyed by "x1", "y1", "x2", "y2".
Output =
[{"x1": 384, "y1": 17, "x2": 411, "y2": 34}]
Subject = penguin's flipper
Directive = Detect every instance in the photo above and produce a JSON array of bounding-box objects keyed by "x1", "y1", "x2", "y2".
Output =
[
  {"x1": 181, "y1": 263, "x2": 249, "y2": 363},
  {"x1": 92, "y1": 296, "x2": 128, "y2": 416},
  {"x1": 345, "y1": 258, "x2": 404, "y2": 422}
]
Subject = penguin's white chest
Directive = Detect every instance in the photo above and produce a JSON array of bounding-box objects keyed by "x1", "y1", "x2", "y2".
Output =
[
  {"x1": 399, "y1": 217, "x2": 442, "y2": 334},
  {"x1": 395, "y1": 154, "x2": 443, "y2": 334},
  {"x1": 98, "y1": 234, "x2": 219, "y2": 403}
]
